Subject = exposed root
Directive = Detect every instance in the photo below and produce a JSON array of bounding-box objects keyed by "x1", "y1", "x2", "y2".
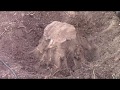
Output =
[{"x1": 0, "y1": 60, "x2": 18, "y2": 79}]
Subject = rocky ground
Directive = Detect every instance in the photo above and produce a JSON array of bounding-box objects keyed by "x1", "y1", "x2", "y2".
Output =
[{"x1": 0, "y1": 11, "x2": 120, "y2": 79}]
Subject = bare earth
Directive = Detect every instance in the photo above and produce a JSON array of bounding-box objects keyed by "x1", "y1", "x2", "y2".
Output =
[{"x1": 0, "y1": 11, "x2": 120, "y2": 79}]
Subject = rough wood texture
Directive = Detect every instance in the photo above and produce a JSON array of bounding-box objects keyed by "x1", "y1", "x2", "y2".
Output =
[{"x1": 33, "y1": 21, "x2": 77, "y2": 68}]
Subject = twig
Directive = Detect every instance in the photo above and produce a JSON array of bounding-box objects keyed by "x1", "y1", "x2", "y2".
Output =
[
  {"x1": 0, "y1": 30, "x2": 6, "y2": 38},
  {"x1": 112, "y1": 73, "x2": 116, "y2": 79},
  {"x1": 0, "y1": 27, "x2": 12, "y2": 39},
  {"x1": 92, "y1": 69, "x2": 96, "y2": 79},
  {"x1": 51, "y1": 69, "x2": 60, "y2": 78},
  {"x1": 0, "y1": 60, "x2": 18, "y2": 79}
]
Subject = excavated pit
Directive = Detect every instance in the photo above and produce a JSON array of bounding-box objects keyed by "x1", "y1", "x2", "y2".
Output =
[{"x1": 0, "y1": 11, "x2": 119, "y2": 79}]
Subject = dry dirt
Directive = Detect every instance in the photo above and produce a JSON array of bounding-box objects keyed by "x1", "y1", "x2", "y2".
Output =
[{"x1": 0, "y1": 11, "x2": 120, "y2": 79}]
